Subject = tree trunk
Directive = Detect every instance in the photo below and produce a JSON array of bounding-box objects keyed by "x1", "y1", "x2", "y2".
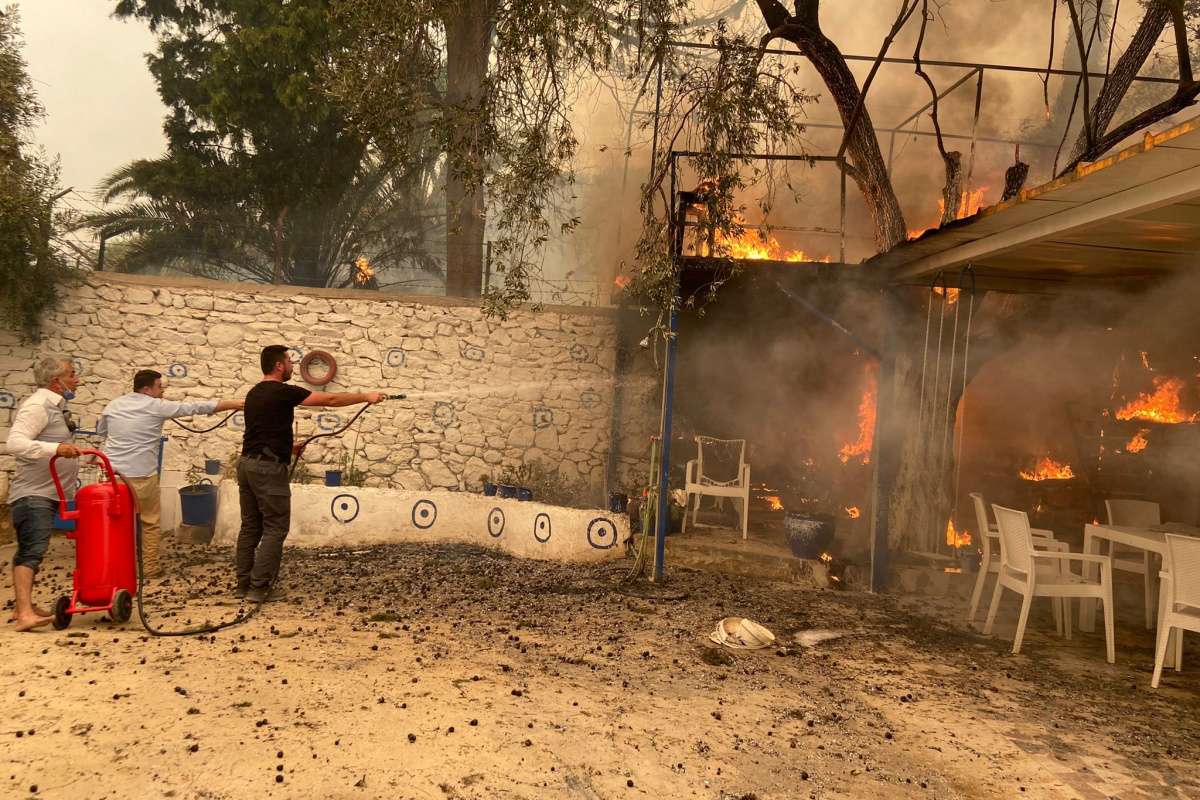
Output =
[
  {"x1": 1065, "y1": 2, "x2": 1171, "y2": 168},
  {"x1": 753, "y1": 0, "x2": 907, "y2": 249},
  {"x1": 442, "y1": 3, "x2": 494, "y2": 298}
]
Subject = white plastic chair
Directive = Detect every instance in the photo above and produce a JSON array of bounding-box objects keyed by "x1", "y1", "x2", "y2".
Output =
[
  {"x1": 966, "y1": 492, "x2": 1064, "y2": 624},
  {"x1": 682, "y1": 436, "x2": 750, "y2": 539},
  {"x1": 985, "y1": 504, "x2": 1115, "y2": 663},
  {"x1": 1151, "y1": 534, "x2": 1200, "y2": 688},
  {"x1": 1105, "y1": 499, "x2": 1161, "y2": 629}
]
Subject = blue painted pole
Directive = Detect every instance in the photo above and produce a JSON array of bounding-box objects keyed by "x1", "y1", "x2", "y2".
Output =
[
  {"x1": 157, "y1": 436, "x2": 167, "y2": 476},
  {"x1": 652, "y1": 298, "x2": 680, "y2": 583}
]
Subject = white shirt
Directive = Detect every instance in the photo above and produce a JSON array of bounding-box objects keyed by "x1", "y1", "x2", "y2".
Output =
[
  {"x1": 99, "y1": 393, "x2": 219, "y2": 478},
  {"x1": 5, "y1": 387, "x2": 78, "y2": 503}
]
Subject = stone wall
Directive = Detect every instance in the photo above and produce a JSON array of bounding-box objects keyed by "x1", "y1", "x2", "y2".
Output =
[{"x1": 0, "y1": 274, "x2": 659, "y2": 504}]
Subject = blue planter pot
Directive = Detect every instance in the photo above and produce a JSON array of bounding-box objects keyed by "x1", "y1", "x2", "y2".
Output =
[
  {"x1": 516, "y1": 487, "x2": 533, "y2": 502},
  {"x1": 179, "y1": 482, "x2": 218, "y2": 526},
  {"x1": 497, "y1": 484, "x2": 517, "y2": 499},
  {"x1": 482, "y1": 482, "x2": 498, "y2": 496},
  {"x1": 204, "y1": 459, "x2": 222, "y2": 476},
  {"x1": 325, "y1": 470, "x2": 343, "y2": 487},
  {"x1": 608, "y1": 493, "x2": 629, "y2": 514}
]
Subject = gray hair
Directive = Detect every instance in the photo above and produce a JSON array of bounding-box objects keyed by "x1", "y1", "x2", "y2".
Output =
[{"x1": 33, "y1": 356, "x2": 72, "y2": 388}]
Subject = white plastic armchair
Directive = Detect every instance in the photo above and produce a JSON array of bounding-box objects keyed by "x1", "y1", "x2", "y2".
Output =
[
  {"x1": 1105, "y1": 499, "x2": 1162, "y2": 629},
  {"x1": 966, "y1": 492, "x2": 1063, "y2": 625},
  {"x1": 682, "y1": 436, "x2": 750, "y2": 539},
  {"x1": 985, "y1": 504, "x2": 1115, "y2": 663},
  {"x1": 1151, "y1": 534, "x2": 1200, "y2": 688}
]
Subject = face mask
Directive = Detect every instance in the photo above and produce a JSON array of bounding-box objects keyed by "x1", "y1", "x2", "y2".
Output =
[{"x1": 62, "y1": 390, "x2": 76, "y2": 401}]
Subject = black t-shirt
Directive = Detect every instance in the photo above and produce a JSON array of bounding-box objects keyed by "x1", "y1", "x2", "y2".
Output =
[{"x1": 241, "y1": 381, "x2": 312, "y2": 460}]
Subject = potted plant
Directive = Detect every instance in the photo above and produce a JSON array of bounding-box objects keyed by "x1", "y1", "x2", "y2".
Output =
[
  {"x1": 179, "y1": 465, "x2": 218, "y2": 527},
  {"x1": 480, "y1": 473, "x2": 497, "y2": 496}
]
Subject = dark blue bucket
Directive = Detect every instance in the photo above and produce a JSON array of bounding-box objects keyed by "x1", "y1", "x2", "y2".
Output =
[
  {"x1": 325, "y1": 470, "x2": 343, "y2": 487},
  {"x1": 179, "y1": 481, "x2": 218, "y2": 526},
  {"x1": 482, "y1": 481, "x2": 498, "y2": 496},
  {"x1": 204, "y1": 459, "x2": 222, "y2": 475},
  {"x1": 497, "y1": 484, "x2": 517, "y2": 499},
  {"x1": 516, "y1": 488, "x2": 533, "y2": 502}
]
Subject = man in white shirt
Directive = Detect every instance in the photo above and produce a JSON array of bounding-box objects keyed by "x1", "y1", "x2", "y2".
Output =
[
  {"x1": 5, "y1": 356, "x2": 83, "y2": 632},
  {"x1": 98, "y1": 369, "x2": 243, "y2": 577}
]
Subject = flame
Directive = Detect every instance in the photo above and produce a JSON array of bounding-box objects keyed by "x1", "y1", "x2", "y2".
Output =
[
  {"x1": 819, "y1": 552, "x2": 833, "y2": 563},
  {"x1": 945, "y1": 519, "x2": 972, "y2": 549},
  {"x1": 839, "y1": 366, "x2": 878, "y2": 465},
  {"x1": 764, "y1": 495, "x2": 784, "y2": 511},
  {"x1": 1140, "y1": 351, "x2": 1153, "y2": 371},
  {"x1": 937, "y1": 187, "x2": 987, "y2": 221},
  {"x1": 701, "y1": 220, "x2": 831, "y2": 263},
  {"x1": 845, "y1": 506, "x2": 861, "y2": 519},
  {"x1": 1126, "y1": 428, "x2": 1150, "y2": 453},
  {"x1": 933, "y1": 286, "x2": 960, "y2": 305},
  {"x1": 1019, "y1": 456, "x2": 1076, "y2": 481},
  {"x1": 1115, "y1": 376, "x2": 1197, "y2": 424},
  {"x1": 613, "y1": 274, "x2": 631, "y2": 290},
  {"x1": 353, "y1": 256, "x2": 374, "y2": 285}
]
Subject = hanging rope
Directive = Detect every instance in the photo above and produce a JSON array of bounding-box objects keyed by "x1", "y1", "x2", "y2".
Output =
[
  {"x1": 949, "y1": 266, "x2": 977, "y2": 549},
  {"x1": 917, "y1": 271, "x2": 948, "y2": 439}
]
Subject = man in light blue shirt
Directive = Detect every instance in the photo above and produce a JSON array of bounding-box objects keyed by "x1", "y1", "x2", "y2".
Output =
[{"x1": 98, "y1": 369, "x2": 242, "y2": 576}]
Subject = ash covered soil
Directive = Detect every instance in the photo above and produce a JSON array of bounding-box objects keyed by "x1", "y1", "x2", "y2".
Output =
[{"x1": 3, "y1": 539, "x2": 1199, "y2": 800}]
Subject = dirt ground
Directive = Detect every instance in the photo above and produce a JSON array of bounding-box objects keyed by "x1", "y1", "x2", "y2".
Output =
[{"x1": 2, "y1": 535, "x2": 1199, "y2": 800}]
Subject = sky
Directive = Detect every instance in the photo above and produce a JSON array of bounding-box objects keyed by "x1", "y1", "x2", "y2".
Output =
[{"x1": 14, "y1": 0, "x2": 166, "y2": 207}]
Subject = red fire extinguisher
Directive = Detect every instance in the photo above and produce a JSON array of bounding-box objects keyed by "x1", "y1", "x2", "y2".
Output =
[{"x1": 49, "y1": 449, "x2": 138, "y2": 629}]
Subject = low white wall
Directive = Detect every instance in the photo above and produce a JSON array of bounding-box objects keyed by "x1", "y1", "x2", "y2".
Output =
[{"x1": 212, "y1": 482, "x2": 630, "y2": 562}]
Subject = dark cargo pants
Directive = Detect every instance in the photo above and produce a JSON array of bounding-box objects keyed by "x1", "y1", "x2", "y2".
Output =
[{"x1": 236, "y1": 456, "x2": 291, "y2": 591}]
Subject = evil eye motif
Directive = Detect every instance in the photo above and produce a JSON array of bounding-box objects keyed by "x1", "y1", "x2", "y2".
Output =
[
  {"x1": 532, "y1": 405, "x2": 554, "y2": 430},
  {"x1": 331, "y1": 494, "x2": 360, "y2": 523},
  {"x1": 533, "y1": 512, "x2": 552, "y2": 543},
  {"x1": 587, "y1": 518, "x2": 619, "y2": 550},
  {"x1": 579, "y1": 390, "x2": 600, "y2": 408},
  {"x1": 433, "y1": 402, "x2": 457, "y2": 426},
  {"x1": 385, "y1": 348, "x2": 406, "y2": 368},
  {"x1": 317, "y1": 413, "x2": 342, "y2": 432},
  {"x1": 412, "y1": 499, "x2": 437, "y2": 530},
  {"x1": 72, "y1": 359, "x2": 85, "y2": 377},
  {"x1": 0, "y1": 391, "x2": 14, "y2": 409},
  {"x1": 230, "y1": 412, "x2": 245, "y2": 429},
  {"x1": 166, "y1": 363, "x2": 188, "y2": 378},
  {"x1": 487, "y1": 507, "x2": 505, "y2": 538},
  {"x1": 460, "y1": 342, "x2": 486, "y2": 362},
  {"x1": 568, "y1": 344, "x2": 591, "y2": 363}
]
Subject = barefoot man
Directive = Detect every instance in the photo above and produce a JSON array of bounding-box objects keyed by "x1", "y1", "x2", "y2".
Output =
[{"x1": 4, "y1": 356, "x2": 83, "y2": 631}]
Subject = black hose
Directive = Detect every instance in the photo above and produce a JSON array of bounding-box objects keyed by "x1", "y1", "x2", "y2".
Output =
[
  {"x1": 120, "y1": 473, "x2": 260, "y2": 637},
  {"x1": 169, "y1": 411, "x2": 238, "y2": 434}
]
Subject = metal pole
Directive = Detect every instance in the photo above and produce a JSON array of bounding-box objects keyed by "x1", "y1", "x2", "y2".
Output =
[
  {"x1": 869, "y1": 289, "x2": 901, "y2": 591},
  {"x1": 484, "y1": 241, "x2": 492, "y2": 293},
  {"x1": 653, "y1": 160, "x2": 684, "y2": 583}
]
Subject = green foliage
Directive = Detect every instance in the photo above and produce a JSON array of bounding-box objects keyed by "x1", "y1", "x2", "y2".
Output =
[
  {"x1": 92, "y1": 0, "x2": 443, "y2": 288},
  {"x1": 497, "y1": 459, "x2": 596, "y2": 509},
  {"x1": 337, "y1": 445, "x2": 369, "y2": 488},
  {"x1": 0, "y1": 7, "x2": 71, "y2": 339}
]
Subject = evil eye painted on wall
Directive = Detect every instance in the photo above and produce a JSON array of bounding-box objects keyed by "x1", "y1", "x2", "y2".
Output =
[
  {"x1": 317, "y1": 413, "x2": 343, "y2": 432},
  {"x1": 0, "y1": 391, "x2": 14, "y2": 410},
  {"x1": 569, "y1": 344, "x2": 591, "y2": 363},
  {"x1": 460, "y1": 342, "x2": 486, "y2": 362},
  {"x1": 587, "y1": 518, "x2": 619, "y2": 550},
  {"x1": 385, "y1": 348, "x2": 406, "y2": 368},
  {"x1": 166, "y1": 363, "x2": 188, "y2": 378},
  {"x1": 433, "y1": 402, "x2": 457, "y2": 427},
  {"x1": 532, "y1": 405, "x2": 555, "y2": 431},
  {"x1": 331, "y1": 494, "x2": 360, "y2": 523},
  {"x1": 487, "y1": 507, "x2": 505, "y2": 538},
  {"x1": 579, "y1": 390, "x2": 600, "y2": 408},
  {"x1": 533, "y1": 512, "x2": 552, "y2": 543},
  {"x1": 412, "y1": 499, "x2": 438, "y2": 530},
  {"x1": 72, "y1": 359, "x2": 85, "y2": 377},
  {"x1": 288, "y1": 347, "x2": 303, "y2": 364},
  {"x1": 230, "y1": 412, "x2": 245, "y2": 429}
]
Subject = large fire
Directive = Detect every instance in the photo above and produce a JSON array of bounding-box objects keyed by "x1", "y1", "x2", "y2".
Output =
[
  {"x1": 908, "y1": 187, "x2": 989, "y2": 240},
  {"x1": 702, "y1": 222, "x2": 831, "y2": 263},
  {"x1": 1115, "y1": 376, "x2": 1198, "y2": 424},
  {"x1": 353, "y1": 255, "x2": 374, "y2": 285},
  {"x1": 946, "y1": 519, "x2": 972, "y2": 549},
  {"x1": 1126, "y1": 428, "x2": 1150, "y2": 453},
  {"x1": 839, "y1": 366, "x2": 878, "y2": 465},
  {"x1": 1019, "y1": 456, "x2": 1076, "y2": 481}
]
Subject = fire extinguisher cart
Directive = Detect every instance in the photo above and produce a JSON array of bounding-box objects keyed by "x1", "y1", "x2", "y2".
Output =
[{"x1": 49, "y1": 450, "x2": 138, "y2": 629}]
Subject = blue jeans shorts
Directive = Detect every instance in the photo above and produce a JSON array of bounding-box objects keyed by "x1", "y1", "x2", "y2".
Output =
[{"x1": 10, "y1": 496, "x2": 57, "y2": 572}]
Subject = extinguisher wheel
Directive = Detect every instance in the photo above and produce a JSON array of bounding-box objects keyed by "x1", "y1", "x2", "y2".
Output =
[
  {"x1": 111, "y1": 590, "x2": 133, "y2": 624},
  {"x1": 52, "y1": 596, "x2": 72, "y2": 630}
]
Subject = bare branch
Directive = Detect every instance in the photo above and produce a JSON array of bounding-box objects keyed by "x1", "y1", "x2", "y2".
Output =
[
  {"x1": 1064, "y1": 0, "x2": 1095, "y2": 153},
  {"x1": 1042, "y1": 0, "x2": 1057, "y2": 117}
]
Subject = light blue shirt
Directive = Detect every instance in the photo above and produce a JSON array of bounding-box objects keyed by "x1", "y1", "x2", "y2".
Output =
[{"x1": 98, "y1": 393, "x2": 219, "y2": 477}]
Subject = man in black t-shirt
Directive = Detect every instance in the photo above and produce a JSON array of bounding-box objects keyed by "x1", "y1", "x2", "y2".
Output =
[{"x1": 236, "y1": 345, "x2": 384, "y2": 603}]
